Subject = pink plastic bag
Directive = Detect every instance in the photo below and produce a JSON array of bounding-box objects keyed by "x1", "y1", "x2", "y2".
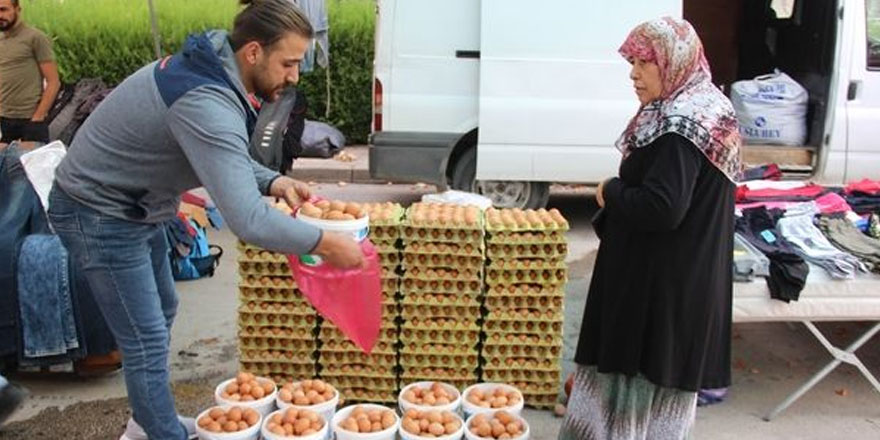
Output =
[{"x1": 287, "y1": 240, "x2": 382, "y2": 354}]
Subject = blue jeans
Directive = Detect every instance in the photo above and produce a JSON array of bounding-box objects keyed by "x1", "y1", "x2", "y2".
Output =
[{"x1": 48, "y1": 186, "x2": 187, "y2": 440}]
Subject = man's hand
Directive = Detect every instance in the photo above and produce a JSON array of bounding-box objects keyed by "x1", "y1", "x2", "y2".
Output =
[
  {"x1": 312, "y1": 231, "x2": 365, "y2": 269},
  {"x1": 270, "y1": 176, "x2": 312, "y2": 209}
]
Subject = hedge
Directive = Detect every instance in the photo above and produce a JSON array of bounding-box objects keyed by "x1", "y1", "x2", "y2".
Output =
[{"x1": 23, "y1": 0, "x2": 375, "y2": 143}]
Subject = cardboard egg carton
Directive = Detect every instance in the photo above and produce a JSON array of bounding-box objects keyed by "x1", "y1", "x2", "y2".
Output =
[
  {"x1": 487, "y1": 259, "x2": 567, "y2": 272},
  {"x1": 481, "y1": 320, "x2": 563, "y2": 334},
  {"x1": 485, "y1": 283, "x2": 564, "y2": 298},
  {"x1": 403, "y1": 267, "x2": 482, "y2": 283},
  {"x1": 238, "y1": 248, "x2": 288, "y2": 264},
  {"x1": 238, "y1": 261, "x2": 293, "y2": 276},
  {"x1": 361, "y1": 202, "x2": 405, "y2": 225},
  {"x1": 399, "y1": 328, "x2": 480, "y2": 345},
  {"x1": 401, "y1": 229, "x2": 484, "y2": 245},
  {"x1": 402, "y1": 253, "x2": 483, "y2": 270},
  {"x1": 238, "y1": 301, "x2": 315, "y2": 316},
  {"x1": 325, "y1": 376, "x2": 398, "y2": 391},
  {"x1": 404, "y1": 203, "x2": 483, "y2": 229},
  {"x1": 380, "y1": 278, "x2": 399, "y2": 294},
  {"x1": 372, "y1": 240, "x2": 400, "y2": 254},
  {"x1": 320, "y1": 351, "x2": 397, "y2": 366},
  {"x1": 319, "y1": 324, "x2": 398, "y2": 344},
  {"x1": 484, "y1": 267, "x2": 567, "y2": 286},
  {"x1": 400, "y1": 304, "x2": 481, "y2": 321},
  {"x1": 400, "y1": 316, "x2": 480, "y2": 332},
  {"x1": 401, "y1": 366, "x2": 478, "y2": 382},
  {"x1": 509, "y1": 381, "x2": 560, "y2": 394},
  {"x1": 380, "y1": 266, "x2": 400, "y2": 279},
  {"x1": 239, "y1": 275, "x2": 297, "y2": 290},
  {"x1": 483, "y1": 331, "x2": 563, "y2": 347},
  {"x1": 239, "y1": 325, "x2": 316, "y2": 341},
  {"x1": 401, "y1": 278, "x2": 483, "y2": 295},
  {"x1": 336, "y1": 388, "x2": 398, "y2": 404},
  {"x1": 370, "y1": 227, "x2": 402, "y2": 242},
  {"x1": 239, "y1": 361, "x2": 316, "y2": 378},
  {"x1": 238, "y1": 313, "x2": 317, "y2": 330},
  {"x1": 485, "y1": 308, "x2": 563, "y2": 323},
  {"x1": 481, "y1": 344, "x2": 561, "y2": 359},
  {"x1": 239, "y1": 348, "x2": 316, "y2": 364},
  {"x1": 399, "y1": 353, "x2": 479, "y2": 368},
  {"x1": 485, "y1": 208, "x2": 569, "y2": 232},
  {"x1": 401, "y1": 292, "x2": 481, "y2": 308},
  {"x1": 238, "y1": 287, "x2": 306, "y2": 303},
  {"x1": 482, "y1": 368, "x2": 561, "y2": 383},
  {"x1": 403, "y1": 241, "x2": 483, "y2": 257},
  {"x1": 400, "y1": 341, "x2": 479, "y2": 356},
  {"x1": 377, "y1": 251, "x2": 401, "y2": 266},
  {"x1": 486, "y1": 231, "x2": 567, "y2": 245},
  {"x1": 484, "y1": 295, "x2": 564, "y2": 310},
  {"x1": 239, "y1": 336, "x2": 316, "y2": 351},
  {"x1": 486, "y1": 242, "x2": 568, "y2": 260},
  {"x1": 522, "y1": 393, "x2": 559, "y2": 409},
  {"x1": 318, "y1": 339, "x2": 398, "y2": 355},
  {"x1": 481, "y1": 356, "x2": 560, "y2": 371},
  {"x1": 319, "y1": 363, "x2": 397, "y2": 379}
]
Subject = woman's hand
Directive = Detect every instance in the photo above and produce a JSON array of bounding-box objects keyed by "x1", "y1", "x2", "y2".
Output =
[{"x1": 596, "y1": 179, "x2": 608, "y2": 208}]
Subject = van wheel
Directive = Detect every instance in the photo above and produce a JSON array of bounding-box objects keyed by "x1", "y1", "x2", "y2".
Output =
[{"x1": 450, "y1": 147, "x2": 550, "y2": 209}]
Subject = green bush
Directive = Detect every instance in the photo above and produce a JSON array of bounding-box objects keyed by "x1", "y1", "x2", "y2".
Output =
[{"x1": 22, "y1": 0, "x2": 374, "y2": 143}]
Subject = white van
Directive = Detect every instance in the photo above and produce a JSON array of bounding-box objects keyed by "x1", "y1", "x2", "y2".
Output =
[{"x1": 369, "y1": 0, "x2": 880, "y2": 209}]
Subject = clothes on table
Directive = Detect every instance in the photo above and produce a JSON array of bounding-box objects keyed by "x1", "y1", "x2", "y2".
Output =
[
  {"x1": 741, "y1": 163, "x2": 782, "y2": 182},
  {"x1": 818, "y1": 214, "x2": 880, "y2": 273},
  {"x1": 735, "y1": 183, "x2": 826, "y2": 203},
  {"x1": 736, "y1": 207, "x2": 809, "y2": 302},
  {"x1": 845, "y1": 178, "x2": 880, "y2": 196},
  {"x1": 776, "y1": 212, "x2": 866, "y2": 279},
  {"x1": 844, "y1": 194, "x2": 880, "y2": 215},
  {"x1": 733, "y1": 232, "x2": 771, "y2": 281}
]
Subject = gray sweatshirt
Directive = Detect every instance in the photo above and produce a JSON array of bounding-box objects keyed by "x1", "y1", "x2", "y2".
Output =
[{"x1": 54, "y1": 31, "x2": 321, "y2": 255}]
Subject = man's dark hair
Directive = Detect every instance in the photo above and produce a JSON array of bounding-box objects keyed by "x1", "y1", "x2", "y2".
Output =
[{"x1": 230, "y1": 0, "x2": 314, "y2": 51}]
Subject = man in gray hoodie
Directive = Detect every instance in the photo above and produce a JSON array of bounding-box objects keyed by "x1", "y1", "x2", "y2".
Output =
[{"x1": 48, "y1": 1, "x2": 363, "y2": 438}]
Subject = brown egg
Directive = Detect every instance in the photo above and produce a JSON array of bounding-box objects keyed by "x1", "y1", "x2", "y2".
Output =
[{"x1": 329, "y1": 201, "x2": 346, "y2": 212}]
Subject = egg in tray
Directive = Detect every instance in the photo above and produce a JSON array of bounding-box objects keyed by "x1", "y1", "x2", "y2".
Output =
[{"x1": 480, "y1": 208, "x2": 569, "y2": 410}]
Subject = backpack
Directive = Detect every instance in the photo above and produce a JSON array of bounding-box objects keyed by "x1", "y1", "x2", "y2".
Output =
[{"x1": 167, "y1": 217, "x2": 223, "y2": 281}]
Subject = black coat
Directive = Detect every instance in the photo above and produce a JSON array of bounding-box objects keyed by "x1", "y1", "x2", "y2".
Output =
[{"x1": 576, "y1": 133, "x2": 734, "y2": 391}]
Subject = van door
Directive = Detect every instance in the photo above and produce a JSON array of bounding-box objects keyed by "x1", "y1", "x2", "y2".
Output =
[
  {"x1": 475, "y1": 0, "x2": 680, "y2": 184},
  {"x1": 844, "y1": 0, "x2": 880, "y2": 181}
]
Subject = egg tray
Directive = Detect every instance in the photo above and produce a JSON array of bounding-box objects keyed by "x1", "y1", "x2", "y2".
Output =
[
  {"x1": 400, "y1": 317, "x2": 480, "y2": 332},
  {"x1": 401, "y1": 373, "x2": 477, "y2": 388},
  {"x1": 484, "y1": 295, "x2": 564, "y2": 311},
  {"x1": 487, "y1": 259, "x2": 567, "y2": 271},
  {"x1": 400, "y1": 304, "x2": 481, "y2": 321},
  {"x1": 238, "y1": 288, "x2": 308, "y2": 303},
  {"x1": 484, "y1": 268, "x2": 568, "y2": 286},
  {"x1": 239, "y1": 361, "x2": 316, "y2": 378},
  {"x1": 238, "y1": 261, "x2": 294, "y2": 276},
  {"x1": 523, "y1": 393, "x2": 560, "y2": 409},
  {"x1": 319, "y1": 323, "x2": 398, "y2": 339},
  {"x1": 487, "y1": 242, "x2": 568, "y2": 260},
  {"x1": 322, "y1": 376, "x2": 398, "y2": 391},
  {"x1": 401, "y1": 292, "x2": 481, "y2": 308},
  {"x1": 362, "y1": 202, "x2": 405, "y2": 223},
  {"x1": 402, "y1": 253, "x2": 483, "y2": 269},
  {"x1": 377, "y1": 251, "x2": 401, "y2": 265},
  {"x1": 485, "y1": 283, "x2": 565, "y2": 298},
  {"x1": 239, "y1": 337, "x2": 316, "y2": 351},
  {"x1": 401, "y1": 366, "x2": 478, "y2": 381},
  {"x1": 318, "y1": 339, "x2": 398, "y2": 356},
  {"x1": 400, "y1": 279, "x2": 484, "y2": 295},
  {"x1": 510, "y1": 381, "x2": 561, "y2": 395},
  {"x1": 319, "y1": 363, "x2": 398, "y2": 379},
  {"x1": 402, "y1": 267, "x2": 483, "y2": 283},
  {"x1": 335, "y1": 388, "x2": 398, "y2": 404},
  {"x1": 481, "y1": 344, "x2": 561, "y2": 359},
  {"x1": 239, "y1": 349, "x2": 317, "y2": 364},
  {"x1": 401, "y1": 231, "x2": 484, "y2": 245},
  {"x1": 238, "y1": 312, "x2": 318, "y2": 327},
  {"x1": 486, "y1": 231, "x2": 567, "y2": 245},
  {"x1": 403, "y1": 242, "x2": 484, "y2": 257},
  {"x1": 368, "y1": 227, "x2": 402, "y2": 242},
  {"x1": 319, "y1": 351, "x2": 397, "y2": 367},
  {"x1": 239, "y1": 275, "x2": 297, "y2": 290},
  {"x1": 239, "y1": 248, "x2": 288, "y2": 264},
  {"x1": 400, "y1": 341, "x2": 480, "y2": 356},
  {"x1": 483, "y1": 331, "x2": 563, "y2": 347},
  {"x1": 482, "y1": 368, "x2": 561, "y2": 383},
  {"x1": 404, "y1": 203, "x2": 484, "y2": 226},
  {"x1": 399, "y1": 328, "x2": 480, "y2": 345},
  {"x1": 399, "y1": 353, "x2": 479, "y2": 369},
  {"x1": 481, "y1": 356, "x2": 560, "y2": 371},
  {"x1": 238, "y1": 301, "x2": 316, "y2": 316},
  {"x1": 239, "y1": 325, "x2": 316, "y2": 340},
  {"x1": 485, "y1": 308, "x2": 564, "y2": 323},
  {"x1": 482, "y1": 320, "x2": 563, "y2": 335}
]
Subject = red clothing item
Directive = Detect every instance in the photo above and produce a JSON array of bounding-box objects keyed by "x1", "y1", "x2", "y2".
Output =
[
  {"x1": 845, "y1": 178, "x2": 880, "y2": 195},
  {"x1": 735, "y1": 183, "x2": 826, "y2": 202}
]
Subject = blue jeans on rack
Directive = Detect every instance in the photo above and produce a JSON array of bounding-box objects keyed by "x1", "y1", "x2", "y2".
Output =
[{"x1": 47, "y1": 185, "x2": 188, "y2": 440}]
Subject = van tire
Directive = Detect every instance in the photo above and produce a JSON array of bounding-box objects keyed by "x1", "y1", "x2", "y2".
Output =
[{"x1": 450, "y1": 146, "x2": 550, "y2": 209}]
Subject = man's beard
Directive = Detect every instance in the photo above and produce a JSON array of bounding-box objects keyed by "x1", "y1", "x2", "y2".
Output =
[{"x1": 0, "y1": 15, "x2": 17, "y2": 32}]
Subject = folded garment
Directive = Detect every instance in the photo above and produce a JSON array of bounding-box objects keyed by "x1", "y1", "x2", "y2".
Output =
[
  {"x1": 736, "y1": 208, "x2": 809, "y2": 302},
  {"x1": 777, "y1": 213, "x2": 866, "y2": 279},
  {"x1": 736, "y1": 183, "x2": 826, "y2": 203},
  {"x1": 845, "y1": 178, "x2": 880, "y2": 196},
  {"x1": 818, "y1": 214, "x2": 880, "y2": 273}
]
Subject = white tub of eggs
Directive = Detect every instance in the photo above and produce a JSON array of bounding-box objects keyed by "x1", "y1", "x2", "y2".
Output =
[
  {"x1": 464, "y1": 411, "x2": 529, "y2": 440},
  {"x1": 399, "y1": 381, "x2": 462, "y2": 415},
  {"x1": 214, "y1": 372, "x2": 277, "y2": 416},
  {"x1": 261, "y1": 407, "x2": 328, "y2": 440},
  {"x1": 276, "y1": 379, "x2": 339, "y2": 439},
  {"x1": 331, "y1": 404, "x2": 400, "y2": 440},
  {"x1": 461, "y1": 383, "x2": 524, "y2": 419},
  {"x1": 195, "y1": 405, "x2": 262, "y2": 440},
  {"x1": 399, "y1": 408, "x2": 465, "y2": 440}
]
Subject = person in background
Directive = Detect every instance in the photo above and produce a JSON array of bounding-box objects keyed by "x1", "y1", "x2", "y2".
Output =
[
  {"x1": 560, "y1": 17, "x2": 741, "y2": 439},
  {"x1": 0, "y1": 0, "x2": 60, "y2": 144},
  {"x1": 48, "y1": 1, "x2": 365, "y2": 439}
]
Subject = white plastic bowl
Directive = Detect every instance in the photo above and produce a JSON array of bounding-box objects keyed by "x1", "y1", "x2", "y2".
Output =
[
  {"x1": 331, "y1": 403, "x2": 400, "y2": 440},
  {"x1": 214, "y1": 377, "x2": 278, "y2": 416},
  {"x1": 276, "y1": 384, "x2": 339, "y2": 440},
  {"x1": 461, "y1": 383, "x2": 524, "y2": 419},
  {"x1": 398, "y1": 381, "x2": 462, "y2": 415},
  {"x1": 260, "y1": 408, "x2": 329, "y2": 440},
  {"x1": 195, "y1": 405, "x2": 262, "y2": 440},
  {"x1": 296, "y1": 212, "x2": 369, "y2": 242},
  {"x1": 399, "y1": 411, "x2": 465, "y2": 440},
  {"x1": 463, "y1": 412, "x2": 530, "y2": 440}
]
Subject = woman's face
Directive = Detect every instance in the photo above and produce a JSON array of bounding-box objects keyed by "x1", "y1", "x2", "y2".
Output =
[{"x1": 629, "y1": 58, "x2": 663, "y2": 105}]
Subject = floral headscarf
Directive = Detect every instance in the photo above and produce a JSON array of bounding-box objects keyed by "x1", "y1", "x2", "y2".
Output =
[{"x1": 616, "y1": 17, "x2": 742, "y2": 182}]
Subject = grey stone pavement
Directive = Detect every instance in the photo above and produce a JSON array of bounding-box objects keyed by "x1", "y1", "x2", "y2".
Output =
[{"x1": 3, "y1": 158, "x2": 880, "y2": 438}]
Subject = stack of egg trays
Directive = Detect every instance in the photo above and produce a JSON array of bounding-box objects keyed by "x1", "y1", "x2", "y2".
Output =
[
  {"x1": 399, "y1": 204, "x2": 483, "y2": 389},
  {"x1": 238, "y1": 243, "x2": 318, "y2": 385},
  {"x1": 482, "y1": 210, "x2": 569, "y2": 409},
  {"x1": 316, "y1": 202, "x2": 404, "y2": 404}
]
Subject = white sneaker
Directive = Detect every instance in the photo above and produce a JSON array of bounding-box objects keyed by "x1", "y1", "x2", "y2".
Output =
[{"x1": 118, "y1": 415, "x2": 197, "y2": 440}]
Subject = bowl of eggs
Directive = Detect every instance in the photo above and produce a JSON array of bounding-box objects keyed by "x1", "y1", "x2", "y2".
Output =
[
  {"x1": 399, "y1": 408, "x2": 465, "y2": 440},
  {"x1": 195, "y1": 405, "x2": 262, "y2": 440},
  {"x1": 276, "y1": 379, "x2": 339, "y2": 432},
  {"x1": 464, "y1": 411, "x2": 529, "y2": 440},
  {"x1": 261, "y1": 407, "x2": 328, "y2": 440},
  {"x1": 331, "y1": 404, "x2": 399, "y2": 440},
  {"x1": 296, "y1": 200, "x2": 370, "y2": 242},
  {"x1": 461, "y1": 383, "x2": 524, "y2": 419},
  {"x1": 399, "y1": 381, "x2": 462, "y2": 415},
  {"x1": 214, "y1": 372, "x2": 278, "y2": 416}
]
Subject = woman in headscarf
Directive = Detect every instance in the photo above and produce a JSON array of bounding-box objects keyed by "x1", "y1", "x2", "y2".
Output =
[{"x1": 560, "y1": 17, "x2": 741, "y2": 439}]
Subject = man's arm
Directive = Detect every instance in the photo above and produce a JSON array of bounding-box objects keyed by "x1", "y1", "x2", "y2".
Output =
[{"x1": 32, "y1": 61, "x2": 60, "y2": 122}]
